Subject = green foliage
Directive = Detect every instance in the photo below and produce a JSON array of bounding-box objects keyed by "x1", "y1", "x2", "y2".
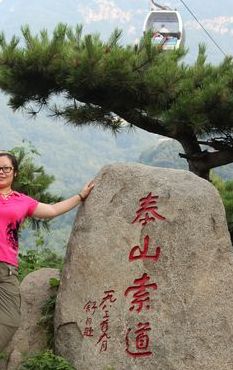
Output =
[
  {"x1": 1, "y1": 25, "x2": 233, "y2": 177},
  {"x1": 39, "y1": 294, "x2": 57, "y2": 348},
  {"x1": 0, "y1": 351, "x2": 7, "y2": 360},
  {"x1": 0, "y1": 24, "x2": 180, "y2": 126},
  {"x1": 1, "y1": 25, "x2": 231, "y2": 135},
  {"x1": 19, "y1": 247, "x2": 62, "y2": 348},
  {"x1": 8, "y1": 143, "x2": 63, "y2": 231},
  {"x1": 211, "y1": 173, "x2": 233, "y2": 240},
  {"x1": 18, "y1": 350, "x2": 75, "y2": 370},
  {"x1": 39, "y1": 278, "x2": 60, "y2": 349},
  {"x1": 49, "y1": 277, "x2": 60, "y2": 288},
  {"x1": 18, "y1": 247, "x2": 63, "y2": 281},
  {"x1": 10, "y1": 143, "x2": 63, "y2": 230}
]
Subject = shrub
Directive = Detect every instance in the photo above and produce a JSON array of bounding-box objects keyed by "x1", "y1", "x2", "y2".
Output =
[
  {"x1": 18, "y1": 350, "x2": 75, "y2": 370},
  {"x1": 18, "y1": 248, "x2": 64, "y2": 281},
  {"x1": 39, "y1": 277, "x2": 60, "y2": 349}
]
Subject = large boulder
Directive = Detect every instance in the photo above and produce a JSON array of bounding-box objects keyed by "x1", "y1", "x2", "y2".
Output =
[
  {"x1": 55, "y1": 163, "x2": 233, "y2": 370},
  {"x1": 0, "y1": 268, "x2": 60, "y2": 370}
]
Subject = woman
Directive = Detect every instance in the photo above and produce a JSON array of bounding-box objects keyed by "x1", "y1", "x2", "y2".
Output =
[{"x1": 0, "y1": 151, "x2": 94, "y2": 351}]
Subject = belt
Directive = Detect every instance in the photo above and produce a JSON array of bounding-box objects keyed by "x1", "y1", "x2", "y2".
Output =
[{"x1": 0, "y1": 262, "x2": 18, "y2": 276}]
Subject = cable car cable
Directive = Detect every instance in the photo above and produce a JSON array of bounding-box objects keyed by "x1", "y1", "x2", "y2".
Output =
[
  {"x1": 179, "y1": 0, "x2": 227, "y2": 57},
  {"x1": 151, "y1": 1, "x2": 168, "y2": 11}
]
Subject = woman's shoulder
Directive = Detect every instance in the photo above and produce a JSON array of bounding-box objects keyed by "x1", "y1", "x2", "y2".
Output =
[
  {"x1": 11, "y1": 191, "x2": 39, "y2": 217},
  {"x1": 12, "y1": 190, "x2": 26, "y2": 197},
  {"x1": 12, "y1": 191, "x2": 36, "y2": 202}
]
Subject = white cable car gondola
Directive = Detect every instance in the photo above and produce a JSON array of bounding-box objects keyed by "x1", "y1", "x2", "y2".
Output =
[{"x1": 143, "y1": 0, "x2": 185, "y2": 50}]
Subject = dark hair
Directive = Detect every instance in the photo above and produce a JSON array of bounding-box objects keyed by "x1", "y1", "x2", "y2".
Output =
[{"x1": 0, "y1": 152, "x2": 18, "y2": 173}]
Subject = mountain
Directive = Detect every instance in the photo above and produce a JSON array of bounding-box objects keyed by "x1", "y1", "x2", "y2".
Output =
[
  {"x1": 0, "y1": 95, "x2": 158, "y2": 193},
  {"x1": 0, "y1": 94, "x2": 159, "y2": 252},
  {"x1": 0, "y1": 0, "x2": 232, "y2": 252},
  {"x1": 139, "y1": 139, "x2": 233, "y2": 180}
]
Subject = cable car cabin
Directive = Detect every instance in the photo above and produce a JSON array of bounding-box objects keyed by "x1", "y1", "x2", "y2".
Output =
[{"x1": 143, "y1": 10, "x2": 184, "y2": 50}]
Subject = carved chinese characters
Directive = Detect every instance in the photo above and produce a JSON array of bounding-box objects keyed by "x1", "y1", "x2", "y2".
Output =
[
  {"x1": 83, "y1": 290, "x2": 117, "y2": 352},
  {"x1": 81, "y1": 192, "x2": 165, "y2": 359},
  {"x1": 129, "y1": 235, "x2": 161, "y2": 262},
  {"x1": 132, "y1": 192, "x2": 166, "y2": 225},
  {"x1": 55, "y1": 164, "x2": 233, "y2": 370},
  {"x1": 124, "y1": 273, "x2": 157, "y2": 313},
  {"x1": 124, "y1": 192, "x2": 166, "y2": 357},
  {"x1": 125, "y1": 322, "x2": 152, "y2": 358}
]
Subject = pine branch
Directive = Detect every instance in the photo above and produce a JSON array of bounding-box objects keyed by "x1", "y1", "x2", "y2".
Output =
[
  {"x1": 49, "y1": 103, "x2": 124, "y2": 133},
  {"x1": 179, "y1": 149, "x2": 233, "y2": 169},
  {"x1": 107, "y1": 29, "x2": 122, "y2": 49},
  {"x1": 21, "y1": 25, "x2": 35, "y2": 49},
  {"x1": 179, "y1": 150, "x2": 208, "y2": 160},
  {"x1": 197, "y1": 137, "x2": 233, "y2": 150}
]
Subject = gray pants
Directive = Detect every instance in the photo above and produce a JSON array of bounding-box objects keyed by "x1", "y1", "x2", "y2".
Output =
[
  {"x1": 0, "y1": 263, "x2": 20, "y2": 352},
  {"x1": 0, "y1": 324, "x2": 18, "y2": 352}
]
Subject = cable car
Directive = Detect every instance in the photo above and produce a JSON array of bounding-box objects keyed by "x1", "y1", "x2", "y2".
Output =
[{"x1": 143, "y1": 1, "x2": 185, "y2": 50}]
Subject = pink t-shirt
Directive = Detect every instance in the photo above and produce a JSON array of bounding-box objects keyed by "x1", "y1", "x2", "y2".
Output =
[{"x1": 0, "y1": 191, "x2": 39, "y2": 267}]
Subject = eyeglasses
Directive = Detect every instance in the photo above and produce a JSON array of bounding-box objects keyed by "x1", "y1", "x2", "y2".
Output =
[{"x1": 0, "y1": 166, "x2": 14, "y2": 174}]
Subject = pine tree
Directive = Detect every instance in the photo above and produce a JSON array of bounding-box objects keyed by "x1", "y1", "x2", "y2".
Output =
[
  {"x1": 11, "y1": 143, "x2": 62, "y2": 229},
  {"x1": 0, "y1": 24, "x2": 233, "y2": 180},
  {"x1": 211, "y1": 173, "x2": 233, "y2": 241}
]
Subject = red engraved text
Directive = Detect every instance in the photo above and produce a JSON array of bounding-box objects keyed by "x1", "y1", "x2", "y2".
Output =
[
  {"x1": 132, "y1": 192, "x2": 166, "y2": 226},
  {"x1": 97, "y1": 290, "x2": 117, "y2": 352},
  {"x1": 125, "y1": 322, "x2": 152, "y2": 357},
  {"x1": 83, "y1": 317, "x2": 94, "y2": 337},
  {"x1": 129, "y1": 235, "x2": 161, "y2": 262},
  {"x1": 124, "y1": 273, "x2": 157, "y2": 312},
  {"x1": 99, "y1": 290, "x2": 117, "y2": 309},
  {"x1": 83, "y1": 301, "x2": 98, "y2": 315}
]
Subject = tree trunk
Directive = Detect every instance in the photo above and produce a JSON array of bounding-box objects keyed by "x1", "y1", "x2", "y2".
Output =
[
  {"x1": 178, "y1": 132, "x2": 233, "y2": 181},
  {"x1": 187, "y1": 160, "x2": 210, "y2": 181},
  {"x1": 178, "y1": 134, "x2": 211, "y2": 180}
]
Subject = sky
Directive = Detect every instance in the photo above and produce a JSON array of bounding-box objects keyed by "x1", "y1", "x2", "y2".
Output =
[
  {"x1": 77, "y1": 0, "x2": 233, "y2": 62},
  {"x1": 0, "y1": 0, "x2": 232, "y2": 64}
]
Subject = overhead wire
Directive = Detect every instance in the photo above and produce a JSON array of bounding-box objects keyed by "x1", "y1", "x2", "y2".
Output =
[
  {"x1": 179, "y1": 0, "x2": 227, "y2": 57},
  {"x1": 151, "y1": 0, "x2": 167, "y2": 10}
]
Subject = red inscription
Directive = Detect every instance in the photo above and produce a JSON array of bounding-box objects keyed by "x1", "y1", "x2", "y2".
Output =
[
  {"x1": 83, "y1": 290, "x2": 117, "y2": 352},
  {"x1": 97, "y1": 331, "x2": 111, "y2": 345},
  {"x1": 103, "y1": 310, "x2": 110, "y2": 319},
  {"x1": 129, "y1": 235, "x2": 161, "y2": 262},
  {"x1": 125, "y1": 191, "x2": 163, "y2": 358},
  {"x1": 132, "y1": 192, "x2": 166, "y2": 226},
  {"x1": 97, "y1": 319, "x2": 111, "y2": 352},
  {"x1": 124, "y1": 273, "x2": 157, "y2": 313},
  {"x1": 100, "y1": 340, "x2": 108, "y2": 352},
  {"x1": 99, "y1": 290, "x2": 117, "y2": 309},
  {"x1": 125, "y1": 322, "x2": 152, "y2": 357},
  {"x1": 85, "y1": 317, "x2": 92, "y2": 326},
  {"x1": 100, "y1": 318, "x2": 109, "y2": 332},
  {"x1": 83, "y1": 301, "x2": 98, "y2": 315},
  {"x1": 83, "y1": 326, "x2": 94, "y2": 337},
  {"x1": 96, "y1": 291, "x2": 117, "y2": 352},
  {"x1": 83, "y1": 317, "x2": 94, "y2": 337}
]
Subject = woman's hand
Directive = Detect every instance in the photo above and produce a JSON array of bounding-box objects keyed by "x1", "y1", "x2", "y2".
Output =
[
  {"x1": 32, "y1": 180, "x2": 95, "y2": 219},
  {"x1": 79, "y1": 180, "x2": 95, "y2": 200}
]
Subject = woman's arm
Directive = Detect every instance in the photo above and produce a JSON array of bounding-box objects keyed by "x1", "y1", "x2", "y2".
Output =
[{"x1": 32, "y1": 180, "x2": 94, "y2": 219}]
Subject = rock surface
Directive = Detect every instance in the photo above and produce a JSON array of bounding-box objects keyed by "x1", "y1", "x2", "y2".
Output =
[
  {"x1": 0, "y1": 268, "x2": 60, "y2": 370},
  {"x1": 55, "y1": 163, "x2": 233, "y2": 370}
]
